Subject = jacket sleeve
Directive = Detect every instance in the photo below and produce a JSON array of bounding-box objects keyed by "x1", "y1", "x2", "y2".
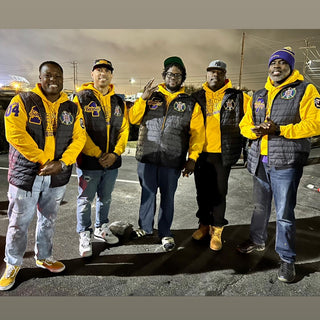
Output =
[
  {"x1": 73, "y1": 95, "x2": 102, "y2": 158},
  {"x1": 188, "y1": 102, "x2": 205, "y2": 161},
  {"x1": 4, "y1": 95, "x2": 48, "y2": 165},
  {"x1": 280, "y1": 84, "x2": 320, "y2": 138},
  {"x1": 60, "y1": 104, "x2": 87, "y2": 165},
  {"x1": 113, "y1": 103, "x2": 130, "y2": 156},
  {"x1": 128, "y1": 97, "x2": 146, "y2": 125},
  {"x1": 239, "y1": 96, "x2": 260, "y2": 140}
]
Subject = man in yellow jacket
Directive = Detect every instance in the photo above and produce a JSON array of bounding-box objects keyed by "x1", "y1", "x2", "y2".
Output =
[
  {"x1": 0, "y1": 61, "x2": 86, "y2": 291},
  {"x1": 237, "y1": 47, "x2": 320, "y2": 283},
  {"x1": 74, "y1": 59, "x2": 129, "y2": 257},
  {"x1": 191, "y1": 60, "x2": 250, "y2": 251},
  {"x1": 129, "y1": 56, "x2": 205, "y2": 252}
]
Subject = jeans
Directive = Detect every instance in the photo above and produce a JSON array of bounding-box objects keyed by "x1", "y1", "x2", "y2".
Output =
[
  {"x1": 76, "y1": 167, "x2": 118, "y2": 233},
  {"x1": 249, "y1": 158, "x2": 303, "y2": 263},
  {"x1": 5, "y1": 176, "x2": 66, "y2": 266},
  {"x1": 137, "y1": 162, "x2": 181, "y2": 238},
  {"x1": 194, "y1": 153, "x2": 231, "y2": 227}
]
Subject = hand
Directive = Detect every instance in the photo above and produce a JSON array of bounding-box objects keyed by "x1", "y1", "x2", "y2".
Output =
[
  {"x1": 251, "y1": 117, "x2": 278, "y2": 137},
  {"x1": 98, "y1": 152, "x2": 117, "y2": 168},
  {"x1": 182, "y1": 159, "x2": 196, "y2": 177},
  {"x1": 141, "y1": 78, "x2": 158, "y2": 100},
  {"x1": 39, "y1": 160, "x2": 63, "y2": 176}
]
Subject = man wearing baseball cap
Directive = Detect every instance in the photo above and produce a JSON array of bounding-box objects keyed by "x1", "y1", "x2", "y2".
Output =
[
  {"x1": 73, "y1": 58, "x2": 129, "y2": 257},
  {"x1": 191, "y1": 60, "x2": 250, "y2": 251},
  {"x1": 237, "y1": 47, "x2": 320, "y2": 283},
  {"x1": 129, "y1": 56, "x2": 205, "y2": 252}
]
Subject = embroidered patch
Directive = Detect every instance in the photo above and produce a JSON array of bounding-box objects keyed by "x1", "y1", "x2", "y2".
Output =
[
  {"x1": 148, "y1": 98, "x2": 163, "y2": 110},
  {"x1": 5, "y1": 102, "x2": 20, "y2": 117},
  {"x1": 281, "y1": 87, "x2": 296, "y2": 99},
  {"x1": 224, "y1": 99, "x2": 235, "y2": 111},
  {"x1": 60, "y1": 111, "x2": 74, "y2": 125},
  {"x1": 84, "y1": 101, "x2": 101, "y2": 117},
  {"x1": 29, "y1": 106, "x2": 41, "y2": 125},
  {"x1": 254, "y1": 97, "x2": 265, "y2": 113},
  {"x1": 173, "y1": 101, "x2": 186, "y2": 112},
  {"x1": 314, "y1": 97, "x2": 320, "y2": 109},
  {"x1": 114, "y1": 105, "x2": 122, "y2": 116}
]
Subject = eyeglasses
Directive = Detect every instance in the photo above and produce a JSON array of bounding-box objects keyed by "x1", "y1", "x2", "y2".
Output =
[{"x1": 165, "y1": 72, "x2": 183, "y2": 79}]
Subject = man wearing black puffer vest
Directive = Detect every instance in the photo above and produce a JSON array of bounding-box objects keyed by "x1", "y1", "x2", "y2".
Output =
[
  {"x1": 74, "y1": 59, "x2": 129, "y2": 258},
  {"x1": 191, "y1": 60, "x2": 250, "y2": 252},
  {"x1": 129, "y1": 56, "x2": 205, "y2": 252},
  {"x1": 237, "y1": 47, "x2": 320, "y2": 283}
]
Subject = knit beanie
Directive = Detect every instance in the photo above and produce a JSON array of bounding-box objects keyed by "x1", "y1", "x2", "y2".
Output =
[{"x1": 268, "y1": 46, "x2": 295, "y2": 71}]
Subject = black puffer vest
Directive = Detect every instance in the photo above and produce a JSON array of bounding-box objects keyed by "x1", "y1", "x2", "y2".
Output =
[
  {"x1": 192, "y1": 88, "x2": 244, "y2": 167},
  {"x1": 76, "y1": 90, "x2": 125, "y2": 170},
  {"x1": 136, "y1": 91, "x2": 196, "y2": 169},
  {"x1": 247, "y1": 80, "x2": 311, "y2": 175},
  {"x1": 8, "y1": 91, "x2": 77, "y2": 191}
]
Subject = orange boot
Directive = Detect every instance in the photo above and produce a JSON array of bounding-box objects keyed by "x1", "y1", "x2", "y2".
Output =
[
  {"x1": 192, "y1": 224, "x2": 210, "y2": 240},
  {"x1": 209, "y1": 226, "x2": 224, "y2": 251}
]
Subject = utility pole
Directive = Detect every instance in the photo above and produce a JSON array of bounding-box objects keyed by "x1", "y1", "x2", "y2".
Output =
[
  {"x1": 71, "y1": 61, "x2": 78, "y2": 92},
  {"x1": 238, "y1": 32, "x2": 245, "y2": 90},
  {"x1": 299, "y1": 39, "x2": 316, "y2": 76}
]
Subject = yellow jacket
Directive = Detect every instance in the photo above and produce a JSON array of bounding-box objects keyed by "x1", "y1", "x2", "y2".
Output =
[
  {"x1": 5, "y1": 84, "x2": 86, "y2": 166},
  {"x1": 240, "y1": 70, "x2": 320, "y2": 155},
  {"x1": 129, "y1": 83, "x2": 205, "y2": 161},
  {"x1": 73, "y1": 82, "x2": 130, "y2": 157}
]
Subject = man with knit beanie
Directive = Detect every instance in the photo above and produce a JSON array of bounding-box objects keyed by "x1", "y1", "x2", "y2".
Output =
[
  {"x1": 191, "y1": 60, "x2": 250, "y2": 251},
  {"x1": 237, "y1": 47, "x2": 320, "y2": 283},
  {"x1": 129, "y1": 56, "x2": 205, "y2": 252},
  {"x1": 74, "y1": 59, "x2": 130, "y2": 257}
]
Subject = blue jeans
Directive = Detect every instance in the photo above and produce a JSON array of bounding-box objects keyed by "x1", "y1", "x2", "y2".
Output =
[
  {"x1": 137, "y1": 162, "x2": 181, "y2": 238},
  {"x1": 76, "y1": 167, "x2": 118, "y2": 233},
  {"x1": 249, "y1": 159, "x2": 303, "y2": 263},
  {"x1": 5, "y1": 176, "x2": 66, "y2": 266}
]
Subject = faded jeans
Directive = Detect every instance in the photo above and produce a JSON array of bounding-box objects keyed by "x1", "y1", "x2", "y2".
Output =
[
  {"x1": 5, "y1": 176, "x2": 66, "y2": 266},
  {"x1": 249, "y1": 159, "x2": 303, "y2": 263},
  {"x1": 76, "y1": 167, "x2": 118, "y2": 233}
]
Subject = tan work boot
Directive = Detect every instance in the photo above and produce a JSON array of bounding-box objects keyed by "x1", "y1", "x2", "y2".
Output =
[
  {"x1": 192, "y1": 224, "x2": 210, "y2": 240},
  {"x1": 209, "y1": 226, "x2": 224, "y2": 251}
]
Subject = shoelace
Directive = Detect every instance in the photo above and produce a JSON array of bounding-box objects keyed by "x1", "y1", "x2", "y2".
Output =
[{"x1": 5, "y1": 265, "x2": 19, "y2": 279}]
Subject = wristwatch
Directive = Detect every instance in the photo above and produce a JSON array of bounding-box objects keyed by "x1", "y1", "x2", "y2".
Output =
[{"x1": 59, "y1": 160, "x2": 67, "y2": 172}]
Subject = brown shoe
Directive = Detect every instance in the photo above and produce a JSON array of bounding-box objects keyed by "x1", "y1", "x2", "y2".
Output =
[
  {"x1": 192, "y1": 224, "x2": 210, "y2": 240},
  {"x1": 209, "y1": 226, "x2": 224, "y2": 251}
]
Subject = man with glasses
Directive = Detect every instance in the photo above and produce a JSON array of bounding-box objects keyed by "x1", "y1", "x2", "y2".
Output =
[
  {"x1": 191, "y1": 60, "x2": 250, "y2": 251},
  {"x1": 129, "y1": 56, "x2": 205, "y2": 252}
]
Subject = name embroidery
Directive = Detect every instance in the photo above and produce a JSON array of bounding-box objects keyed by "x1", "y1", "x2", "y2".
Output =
[
  {"x1": 29, "y1": 106, "x2": 41, "y2": 125},
  {"x1": 254, "y1": 97, "x2": 265, "y2": 113},
  {"x1": 84, "y1": 101, "x2": 101, "y2": 117},
  {"x1": 148, "y1": 98, "x2": 163, "y2": 110}
]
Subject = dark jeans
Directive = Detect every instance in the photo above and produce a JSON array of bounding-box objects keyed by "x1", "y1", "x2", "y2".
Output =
[
  {"x1": 137, "y1": 162, "x2": 181, "y2": 238},
  {"x1": 194, "y1": 153, "x2": 231, "y2": 227},
  {"x1": 249, "y1": 158, "x2": 303, "y2": 263}
]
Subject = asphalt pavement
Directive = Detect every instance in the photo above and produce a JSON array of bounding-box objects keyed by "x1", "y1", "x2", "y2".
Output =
[{"x1": 0, "y1": 147, "x2": 320, "y2": 297}]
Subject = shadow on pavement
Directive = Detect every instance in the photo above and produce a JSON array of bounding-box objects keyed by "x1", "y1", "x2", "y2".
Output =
[{"x1": 2, "y1": 216, "x2": 319, "y2": 288}]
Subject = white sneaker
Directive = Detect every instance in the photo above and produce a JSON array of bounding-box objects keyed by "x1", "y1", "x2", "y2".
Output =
[
  {"x1": 79, "y1": 231, "x2": 92, "y2": 257},
  {"x1": 94, "y1": 223, "x2": 119, "y2": 244}
]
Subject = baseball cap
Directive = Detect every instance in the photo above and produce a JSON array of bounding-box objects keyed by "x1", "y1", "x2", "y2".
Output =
[
  {"x1": 207, "y1": 60, "x2": 227, "y2": 71},
  {"x1": 164, "y1": 56, "x2": 186, "y2": 71},
  {"x1": 92, "y1": 59, "x2": 114, "y2": 71}
]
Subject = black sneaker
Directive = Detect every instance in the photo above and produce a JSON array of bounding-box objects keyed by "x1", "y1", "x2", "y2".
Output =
[
  {"x1": 277, "y1": 261, "x2": 295, "y2": 283},
  {"x1": 237, "y1": 239, "x2": 265, "y2": 253}
]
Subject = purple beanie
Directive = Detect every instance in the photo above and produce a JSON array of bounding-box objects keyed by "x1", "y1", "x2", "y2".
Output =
[{"x1": 268, "y1": 46, "x2": 295, "y2": 70}]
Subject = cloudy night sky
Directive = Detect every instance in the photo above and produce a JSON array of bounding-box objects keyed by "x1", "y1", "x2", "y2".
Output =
[{"x1": 1, "y1": 29, "x2": 320, "y2": 95}]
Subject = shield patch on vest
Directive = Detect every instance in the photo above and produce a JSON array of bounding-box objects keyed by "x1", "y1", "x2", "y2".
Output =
[
  {"x1": 224, "y1": 99, "x2": 235, "y2": 111},
  {"x1": 29, "y1": 106, "x2": 41, "y2": 125},
  {"x1": 114, "y1": 105, "x2": 122, "y2": 116},
  {"x1": 60, "y1": 111, "x2": 74, "y2": 125},
  {"x1": 254, "y1": 97, "x2": 265, "y2": 113},
  {"x1": 314, "y1": 97, "x2": 320, "y2": 109},
  {"x1": 173, "y1": 101, "x2": 186, "y2": 112},
  {"x1": 281, "y1": 87, "x2": 296, "y2": 99}
]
